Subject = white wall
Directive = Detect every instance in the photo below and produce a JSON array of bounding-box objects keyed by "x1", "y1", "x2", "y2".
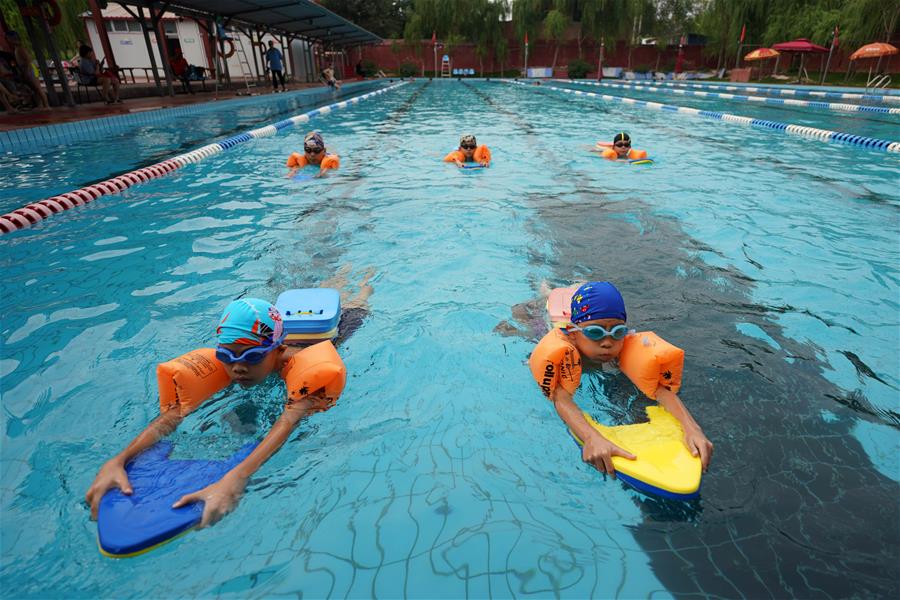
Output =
[
  {"x1": 85, "y1": 19, "x2": 206, "y2": 77},
  {"x1": 85, "y1": 18, "x2": 300, "y2": 82}
]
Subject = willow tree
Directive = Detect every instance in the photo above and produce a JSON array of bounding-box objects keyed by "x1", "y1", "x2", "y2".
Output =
[{"x1": 543, "y1": 2, "x2": 569, "y2": 70}]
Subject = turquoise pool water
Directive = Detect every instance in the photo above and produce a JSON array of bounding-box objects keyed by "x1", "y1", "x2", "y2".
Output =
[{"x1": 1, "y1": 80, "x2": 898, "y2": 597}]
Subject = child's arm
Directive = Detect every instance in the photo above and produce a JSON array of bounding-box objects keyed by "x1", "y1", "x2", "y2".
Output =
[
  {"x1": 171, "y1": 394, "x2": 319, "y2": 527},
  {"x1": 85, "y1": 409, "x2": 185, "y2": 519},
  {"x1": 654, "y1": 387, "x2": 713, "y2": 471},
  {"x1": 550, "y1": 386, "x2": 635, "y2": 476}
]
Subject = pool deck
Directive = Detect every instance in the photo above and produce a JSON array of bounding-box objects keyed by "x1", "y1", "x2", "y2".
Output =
[{"x1": 0, "y1": 82, "x2": 329, "y2": 132}]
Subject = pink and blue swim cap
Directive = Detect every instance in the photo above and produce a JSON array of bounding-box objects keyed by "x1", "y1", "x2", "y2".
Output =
[
  {"x1": 216, "y1": 298, "x2": 284, "y2": 346},
  {"x1": 570, "y1": 282, "x2": 627, "y2": 324}
]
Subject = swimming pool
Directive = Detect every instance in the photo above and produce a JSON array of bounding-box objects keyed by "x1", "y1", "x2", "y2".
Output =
[{"x1": 2, "y1": 80, "x2": 898, "y2": 597}]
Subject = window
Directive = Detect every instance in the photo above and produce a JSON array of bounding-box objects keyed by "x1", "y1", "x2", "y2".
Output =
[
  {"x1": 128, "y1": 21, "x2": 142, "y2": 33},
  {"x1": 105, "y1": 21, "x2": 113, "y2": 32},
  {"x1": 112, "y1": 20, "x2": 129, "y2": 33},
  {"x1": 163, "y1": 22, "x2": 177, "y2": 36}
]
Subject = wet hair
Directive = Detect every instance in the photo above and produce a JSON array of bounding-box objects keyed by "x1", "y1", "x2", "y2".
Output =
[
  {"x1": 79, "y1": 45, "x2": 93, "y2": 58},
  {"x1": 613, "y1": 132, "x2": 631, "y2": 144}
]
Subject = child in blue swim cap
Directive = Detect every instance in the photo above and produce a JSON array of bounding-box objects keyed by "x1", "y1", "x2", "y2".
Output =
[
  {"x1": 530, "y1": 281, "x2": 712, "y2": 477},
  {"x1": 84, "y1": 288, "x2": 363, "y2": 528}
]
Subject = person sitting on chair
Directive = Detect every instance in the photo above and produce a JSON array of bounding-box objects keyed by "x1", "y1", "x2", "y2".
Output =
[
  {"x1": 78, "y1": 44, "x2": 120, "y2": 104},
  {"x1": 169, "y1": 49, "x2": 202, "y2": 94}
]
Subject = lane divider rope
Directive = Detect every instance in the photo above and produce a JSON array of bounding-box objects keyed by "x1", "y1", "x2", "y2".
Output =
[
  {"x1": 0, "y1": 82, "x2": 409, "y2": 236},
  {"x1": 560, "y1": 79, "x2": 900, "y2": 116},
  {"x1": 610, "y1": 79, "x2": 900, "y2": 106},
  {"x1": 508, "y1": 80, "x2": 900, "y2": 153}
]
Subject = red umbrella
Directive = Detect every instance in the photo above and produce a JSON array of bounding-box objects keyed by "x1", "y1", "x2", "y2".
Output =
[{"x1": 771, "y1": 39, "x2": 828, "y2": 81}]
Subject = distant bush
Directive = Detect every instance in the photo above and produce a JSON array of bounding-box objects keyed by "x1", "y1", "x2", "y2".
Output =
[
  {"x1": 567, "y1": 58, "x2": 591, "y2": 79},
  {"x1": 361, "y1": 60, "x2": 379, "y2": 77},
  {"x1": 399, "y1": 62, "x2": 418, "y2": 77}
]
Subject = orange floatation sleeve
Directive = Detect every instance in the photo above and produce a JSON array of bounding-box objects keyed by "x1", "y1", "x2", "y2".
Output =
[
  {"x1": 281, "y1": 340, "x2": 346, "y2": 410},
  {"x1": 618, "y1": 332, "x2": 683, "y2": 399},
  {"x1": 320, "y1": 154, "x2": 340, "y2": 169},
  {"x1": 157, "y1": 348, "x2": 232, "y2": 416},
  {"x1": 286, "y1": 152, "x2": 308, "y2": 168},
  {"x1": 600, "y1": 148, "x2": 648, "y2": 160},
  {"x1": 443, "y1": 145, "x2": 491, "y2": 163},
  {"x1": 529, "y1": 329, "x2": 582, "y2": 398}
]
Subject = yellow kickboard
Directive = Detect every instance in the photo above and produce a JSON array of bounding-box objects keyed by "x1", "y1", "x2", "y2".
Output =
[
  {"x1": 571, "y1": 405, "x2": 702, "y2": 498},
  {"x1": 285, "y1": 328, "x2": 337, "y2": 342}
]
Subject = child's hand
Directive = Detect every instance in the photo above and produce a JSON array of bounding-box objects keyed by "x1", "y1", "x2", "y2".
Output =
[
  {"x1": 172, "y1": 472, "x2": 247, "y2": 528},
  {"x1": 683, "y1": 426, "x2": 713, "y2": 472},
  {"x1": 85, "y1": 458, "x2": 132, "y2": 520},
  {"x1": 582, "y1": 432, "x2": 636, "y2": 477},
  {"x1": 454, "y1": 160, "x2": 464, "y2": 168},
  {"x1": 479, "y1": 160, "x2": 489, "y2": 167}
]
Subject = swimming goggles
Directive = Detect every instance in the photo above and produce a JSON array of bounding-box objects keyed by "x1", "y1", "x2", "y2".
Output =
[
  {"x1": 216, "y1": 336, "x2": 282, "y2": 365},
  {"x1": 304, "y1": 145, "x2": 324, "y2": 154},
  {"x1": 568, "y1": 323, "x2": 629, "y2": 341},
  {"x1": 614, "y1": 142, "x2": 631, "y2": 148},
  {"x1": 460, "y1": 144, "x2": 477, "y2": 150}
]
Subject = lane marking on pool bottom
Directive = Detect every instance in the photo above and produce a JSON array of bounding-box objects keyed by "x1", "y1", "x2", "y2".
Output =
[
  {"x1": 0, "y1": 81, "x2": 409, "y2": 236},
  {"x1": 562, "y1": 79, "x2": 900, "y2": 116},
  {"x1": 507, "y1": 81, "x2": 900, "y2": 154}
]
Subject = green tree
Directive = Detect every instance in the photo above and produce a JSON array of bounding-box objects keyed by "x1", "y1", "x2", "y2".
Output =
[
  {"x1": 543, "y1": 3, "x2": 568, "y2": 69},
  {"x1": 320, "y1": 0, "x2": 413, "y2": 38}
]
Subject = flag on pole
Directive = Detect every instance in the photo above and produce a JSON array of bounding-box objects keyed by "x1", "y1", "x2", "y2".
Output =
[
  {"x1": 739, "y1": 24, "x2": 746, "y2": 43},
  {"x1": 431, "y1": 31, "x2": 436, "y2": 45},
  {"x1": 525, "y1": 32, "x2": 529, "y2": 46},
  {"x1": 833, "y1": 25, "x2": 839, "y2": 49}
]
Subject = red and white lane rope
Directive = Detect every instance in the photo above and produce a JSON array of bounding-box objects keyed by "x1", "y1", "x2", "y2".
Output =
[{"x1": 1, "y1": 81, "x2": 407, "y2": 236}]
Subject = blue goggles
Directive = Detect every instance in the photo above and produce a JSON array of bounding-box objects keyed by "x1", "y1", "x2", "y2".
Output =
[
  {"x1": 215, "y1": 337, "x2": 281, "y2": 365},
  {"x1": 569, "y1": 323, "x2": 629, "y2": 341}
]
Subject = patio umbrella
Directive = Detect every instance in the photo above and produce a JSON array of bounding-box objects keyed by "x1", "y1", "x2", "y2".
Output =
[
  {"x1": 772, "y1": 38, "x2": 828, "y2": 82},
  {"x1": 744, "y1": 48, "x2": 779, "y2": 61},
  {"x1": 849, "y1": 42, "x2": 898, "y2": 86},
  {"x1": 744, "y1": 48, "x2": 779, "y2": 80},
  {"x1": 849, "y1": 42, "x2": 898, "y2": 61}
]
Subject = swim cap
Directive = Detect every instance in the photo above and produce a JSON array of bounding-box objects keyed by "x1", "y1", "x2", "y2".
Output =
[
  {"x1": 570, "y1": 282, "x2": 627, "y2": 324},
  {"x1": 613, "y1": 132, "x2": 631, "y2": 144},
  {"x1": 216, "y1": 298, "x2": 284, "y2": 346},
  {"x1": 304, "y1": 131, "x2": 324, "y2": 150},
  {"x1": 460, "y1": 134, "x2": 477, "y2": 147}
]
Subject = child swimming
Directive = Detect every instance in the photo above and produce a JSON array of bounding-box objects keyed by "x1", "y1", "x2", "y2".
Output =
[{"x1": 529, "y1": 281, "x2": 712, "y2": 476}]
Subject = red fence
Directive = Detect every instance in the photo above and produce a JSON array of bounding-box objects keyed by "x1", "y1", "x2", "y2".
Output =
[{"x1": 358, "y1": 39, "x2": 899, "y2": 77}]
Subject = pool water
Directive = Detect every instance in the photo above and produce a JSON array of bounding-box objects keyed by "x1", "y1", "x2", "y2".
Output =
[{"x1": 1, "y1": 80, "x2": 898, "y2": 598}]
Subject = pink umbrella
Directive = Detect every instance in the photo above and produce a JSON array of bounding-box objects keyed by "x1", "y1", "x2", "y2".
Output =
[{"x1": 771, "y1": 38, "x2": 829, "y2": 81}]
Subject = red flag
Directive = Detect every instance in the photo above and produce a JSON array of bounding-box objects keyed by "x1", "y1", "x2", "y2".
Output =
[
  {"x1": 739, "y1": 24, "x2": 746, "y2": 43},
  {"x1": 833, "y1": 25, "x2": 839, "y2": 49},
  {"x1": 524, "y1": 32, "x2": 529, "y2": 46},
  {"x1": 431, "y1": 31, "x2": 436, "y2": 45}
]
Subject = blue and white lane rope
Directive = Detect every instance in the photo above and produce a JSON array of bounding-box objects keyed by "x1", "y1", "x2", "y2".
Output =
[
  {"x1": 508, "y1": 80, "x2": 900, "y2": 153},
  {"x1": 0, "y1": 82, "x2": 408, "y2": 235},
  {"x1": 619, "y1": 79, "x2": 900, "y2": 106},
  {"x1": 559, "y1": 79, "x2": 900, "y2": 116}
]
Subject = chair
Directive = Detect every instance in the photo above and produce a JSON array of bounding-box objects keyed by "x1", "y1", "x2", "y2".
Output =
[{"x1": 68, "y1": 66, "x2": 101, "y2": 103}]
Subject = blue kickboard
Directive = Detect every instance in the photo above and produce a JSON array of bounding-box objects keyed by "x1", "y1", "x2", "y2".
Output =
[
  {"x1": 97, "y1": 441, "x2": 257, "y2": 557},
  {"x1": 275, "y1": 288, "x2": 341, "y2": 335}
]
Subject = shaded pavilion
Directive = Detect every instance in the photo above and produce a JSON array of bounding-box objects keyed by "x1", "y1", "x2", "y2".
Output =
[{"x1": 9, "y1": 0, "x2": 381, "y2": 106}]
